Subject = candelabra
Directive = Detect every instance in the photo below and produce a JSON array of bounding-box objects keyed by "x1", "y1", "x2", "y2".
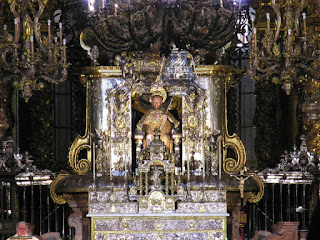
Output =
[
  {"x1": 0, "y1": 0, "x2": 69, "y2": 102},
  {"x1": 249, "y1": 0, "x2": 320, "y2": 95},
  {"x1": 261, "y1": 135, "x2": 319, "y2": 177},
  {"x1": 302, "y1": 78, "x2": 320, "y2": 153}
]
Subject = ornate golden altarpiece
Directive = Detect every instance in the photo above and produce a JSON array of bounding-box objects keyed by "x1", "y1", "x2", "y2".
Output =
[
  {"x1": 51, "y1": 49, "x2": 263, "y2": 239},
  {"x1": 48, "y1": 1, "x2": 264, "y2": 239}
]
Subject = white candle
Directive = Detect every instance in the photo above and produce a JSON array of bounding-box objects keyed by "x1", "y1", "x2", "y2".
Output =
[
  {"x1": 128, "y1": 131, "x2": 132, "y2": 172},
  {"x1": 115, "y1": 3, "x2": 118, "y2": 15},
  {"x1": 88, "y1": 0, "x2": 95, "y2": 11},
  {"x1": 14, "y1": 18, "x2": 18, "y2": 39},
  {"x1": 220, "y1": 0, "x2": 223, "y2": 8},
  {"x1": 30, "y1": 35, "x2": 34, "y2": 56},
  {"x1": 59, "y1": 22, "x2": 63, "y2": 45},
  {"x1": 47, "y1": 20, "x2": 51, "y2": 43},
  {"x1": 218, "y1": 138, "x2": 222, "y2": 181},
  {"x1": 254, "y1": 28, "x2": 257, "y2": 50},
  {"x1": 186, "y1": 137, "x2": 190, "y2": 181},
  {"x1": 63, "y1": 38, "x2": 66, "y2": 62},
  {"x1": 302, "y1": 12, "x2": 307, "y2": 37},
  {"x1": 239, "y1": 0, "x2": 241, "y2": 10},
  {"x1": 125, "y1": 152, "x2": 127, "y2": 178},
  {"x1": 266, "y1": 13, "x2": 270, "y2": 34},
  {"x1": 287, "y1": 28, "x2": 291, "y2": 47},
  {"x1": 251, "y1": 17, "x2": 255, "y2": 45},
  {"x1": 201, "y1": 138, "x2": 205, "y2": 177},
  {"x1": 93, "y1": 142, "x2": 96, "y2": 182},
  {"x1": 3, "y1": 24, "x2": 7, "y2": 37},
  {"x1": 110, "y1": 138, "x2": 112, "y2": 180}
]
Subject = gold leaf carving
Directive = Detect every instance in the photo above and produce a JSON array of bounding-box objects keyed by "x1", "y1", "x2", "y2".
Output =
[
  {"x1": 50, "y1": 173, "x2": 69, "y2": 204},
  {"x1": 248, "y1": 174, "x2": 265, "y2": 203}
]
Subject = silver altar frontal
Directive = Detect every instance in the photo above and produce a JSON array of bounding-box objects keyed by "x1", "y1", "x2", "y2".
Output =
[
  {"x1": 53, "y1": 48, "x2": 263, "y2": 240},
  {"x1": 88, "y1": 189, "x2": 228, "y2": 239}
]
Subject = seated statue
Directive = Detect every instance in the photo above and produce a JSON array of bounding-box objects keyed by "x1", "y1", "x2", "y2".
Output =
[{"x1": 136, "y1": 88, "x2": 179, "y2": 152}]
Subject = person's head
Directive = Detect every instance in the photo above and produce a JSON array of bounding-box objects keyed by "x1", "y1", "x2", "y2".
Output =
[
  {"x1": 16, "y1": 221, "x2": 29, "y2": 236},
  {"x1": 132, "y1": 100, "x2": 140, "y2": 111},
  {"x1": 151, "y1": 95, "x2": 163, "y2": 109}
]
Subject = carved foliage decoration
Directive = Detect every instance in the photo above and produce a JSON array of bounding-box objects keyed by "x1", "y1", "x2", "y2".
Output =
[
  {"x1": 182, "y1": 87, "x2": 207, "y2": 173},
  {"x1": 222, "y1": 76, "x2": 246, "y2": 174},
  {"x1": 50, "y1": 173, "x2": 69, "y2": 204},
  {"x1": 81, "y1": 0, "x2": 237, "y2": 57},
  {"x1": 110, "y1": 88, "x2": 131, "y2": 173},
  {"x1": 69, "y1": 76, "x2": 92, "y2": 175},
  {"x1": 223, "y1": 132, "x2": 246, "y2": 174},
  {"x1": 248, "y1": 173, "x2": 265, "y2": 203}
]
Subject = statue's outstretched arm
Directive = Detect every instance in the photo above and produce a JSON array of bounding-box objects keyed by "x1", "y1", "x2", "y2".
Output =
[{"x1": 167, "y1": 112, "x2": 180, "y2": 129}]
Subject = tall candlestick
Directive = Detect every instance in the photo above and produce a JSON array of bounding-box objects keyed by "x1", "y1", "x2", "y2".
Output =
[
  {"x1": 30, "y1": 35, "x2": 34, "y2": 56},
  {"x1": 14, "y1": 18, "x2": 18, "y2": 42},
  {"x1": 218, "y1": 138, "x2": 222, "y2": 182},
  {"x1": 287, "y1": 28, "x2": 291, "y2": 48},
  {"x1": 47, "y1": 20, "x2": 51, "y2": 43},
  {"x1": 110, "y1": 137, "x2": 112, "y2": 181},
  {"x1": 266, "y1": 13, "x2": 270, "y2": 34},
  {"x1": 3, "y1": 24, "x2": 7, "y2": 37},
  {"x1": 128, "y1": 131, "x2": 132, "y2": 172},
  {"x1": 186, "y1": 137, "x2": 190, "y2": 182},
  {"x1": 254, "y1": 28, "x2": 257, "y2": 50},
  {"x1": 63, "y1": 39, "x2": 66, "y2": 63},
  {"x1": 201, "y1": 138, "x2": 205, "y2": 178},
  {"x1": 251, "y1": 16, "x2": 255, "y2": 30},
  {"x1": 93, "y1": 142, "x2": 96, "y2": 183},
  {"x1": 201, "y1": 99, "x2": 205, "y2": 178},
  {"x1": 115, "y1": 4, "x2": 118, "y2": 15},
  {"x1": 302, "y1": 12, "x2": 307, "y2": 38},
  {"x1": 125, "y1": 152, "x2": 127, "y2": 179},
  {"x1": 59, "y1": 22, "x2": 63, "y2": 45}
]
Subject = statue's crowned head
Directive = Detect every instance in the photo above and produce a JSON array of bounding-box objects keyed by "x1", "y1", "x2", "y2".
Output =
[{"x1": 150, "y1": 87, "x2": 167, "y2": 103}]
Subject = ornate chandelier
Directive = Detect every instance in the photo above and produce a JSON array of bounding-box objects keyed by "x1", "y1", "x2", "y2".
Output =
[
  {"x1": 0, "y1": 0, "x2": 69, "y2": 102},
  {"x1": 249, "y1": 0, "x2": 320, "y2": 95}
]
